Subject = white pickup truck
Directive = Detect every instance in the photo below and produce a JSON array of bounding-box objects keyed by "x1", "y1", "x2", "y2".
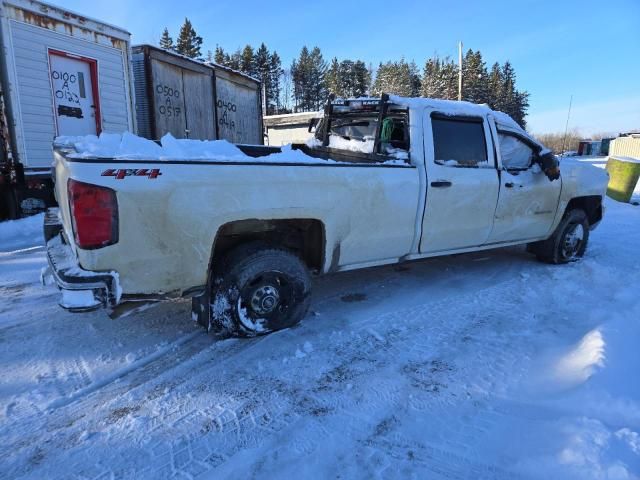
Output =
[{"x1": 44, "y1": 95, "x2": 608, "y2": 337}]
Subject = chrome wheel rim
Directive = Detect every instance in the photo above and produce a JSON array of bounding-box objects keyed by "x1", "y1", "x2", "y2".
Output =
[{"x1": 250, "y1": 285, "x2": 281, "y2": 315}]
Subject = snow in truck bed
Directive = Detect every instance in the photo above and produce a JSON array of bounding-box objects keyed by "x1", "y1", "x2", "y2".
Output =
[
  {"x1": 53, "y1": 132, "x2": 407, "y2": 164},
  {"x1": 54, "y1": 132, "x2": 319, "y2": 162}
]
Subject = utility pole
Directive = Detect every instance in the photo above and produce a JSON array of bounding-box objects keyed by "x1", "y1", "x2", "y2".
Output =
[{"x1": 458, "y1": 41, "x2": 463, "y2": 101}]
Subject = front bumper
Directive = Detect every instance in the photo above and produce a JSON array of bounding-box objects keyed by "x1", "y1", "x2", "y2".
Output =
[{"x1": 43, "y1": 209, "x2": 120, "y2": 312}]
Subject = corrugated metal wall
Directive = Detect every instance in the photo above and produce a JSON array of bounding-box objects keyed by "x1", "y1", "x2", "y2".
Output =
[
  {"x1": 132, "y1": 52, "x2": 151, "y2": 140},
  {"x1": 7, "y1": 21, "x2": 130, "y2": 167},
  {"x1": 610, "y1": 136, "x2": 640, "y2": 158}
]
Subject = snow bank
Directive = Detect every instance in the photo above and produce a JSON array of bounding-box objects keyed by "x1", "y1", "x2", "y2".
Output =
[{"x1": 0, "y1": 213, "x2": 44, "y2": 253}]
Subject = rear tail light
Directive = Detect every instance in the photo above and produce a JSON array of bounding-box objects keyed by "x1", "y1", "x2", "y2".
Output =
[{"x1": 68, "y1": 179, "x2": 118, "y2": 249}]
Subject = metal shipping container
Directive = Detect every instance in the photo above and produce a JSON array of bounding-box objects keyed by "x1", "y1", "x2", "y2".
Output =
[
  {"x1": 132, "y1": 44, "x2": 263, "y2": 145},
  {"x1": 0, "y1": 0, "x2": 135, "y2": 169}
]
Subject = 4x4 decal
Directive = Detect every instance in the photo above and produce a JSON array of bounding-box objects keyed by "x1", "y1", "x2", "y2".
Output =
[{"x1": 101, "y1": 168, "x2": 162, "y2": 180}]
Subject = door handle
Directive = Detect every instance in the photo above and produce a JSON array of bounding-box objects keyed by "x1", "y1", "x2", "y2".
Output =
[
  {"x1": 430, "y1": 181, "x2": 452, "y2": 188},
  {"x1": 505, "y1": 182, "x2": 523, "y2": 188}
]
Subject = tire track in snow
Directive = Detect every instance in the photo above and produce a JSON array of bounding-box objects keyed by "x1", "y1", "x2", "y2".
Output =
[
  {"x1": 137, "y1": 276, "x2": 540, "y2": 479},
  {"x1": 2, "y1": 257, "x2": 572, "y2": 479},
  {"x1": 0, "y1": 329, "x2": 277, "y2": 477}
]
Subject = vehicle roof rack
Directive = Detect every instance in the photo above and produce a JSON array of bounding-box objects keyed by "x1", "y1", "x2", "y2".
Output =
[
  {"x1": 321, "y1": 93, "x2": 393, "y2": 151},
  {"x1": 373, "y1": 94, "x2": 389, "y2": 155}
]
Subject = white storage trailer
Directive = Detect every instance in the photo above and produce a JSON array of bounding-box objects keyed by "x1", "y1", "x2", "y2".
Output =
[{"x1": 0, "y1": 0, "x2": 134, "y2": 219}]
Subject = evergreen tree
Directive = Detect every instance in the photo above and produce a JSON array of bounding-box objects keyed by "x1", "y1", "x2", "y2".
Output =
[
  {"x1": 253, "y1": 43, "x2": 269, "y2": 86},
  {"x1": 240, "y1": 45, "x2": 255, "y2": 77},
  {"x1": 325, "y1": 58, "x2": 341, "y2": 96},
  {"x1": 338, "y1": 60, "x2": 354, "y2": 96},
  {"x1": 462, "y1": 49, "x2": 489, "y2": 104},
  {"x1": 308, "y1": 47, "x2": 327, "y2": 110},
  {"x1": 487, "y1": 62, "x2": 504, "y2": 111},
  {"x1": 214, "y1": 46, "x2": 226, "y2": 65},
  {"x1": 408, "y1": 61, "x2": 422, "y2": 97},
  {"x1": 227, "y1": 49, "x2": 242, "y2": 71},
  {"x1": 440, "y1": 58, "x2": 459, "y2": 100},
  {"x1": 421, "y1": 57, "x2": 443, "y2": 98},
  {"x1": 372, "y1": 59, "x2": 420, "y2": 97},
  {"x1": 159, "y1": 27, "x2": 174, "y2": 51},
  {"x1": 175, "y1": 18, "x2": 202, "y2": 59},
  {"x1": 291, "y1": 46, "x2": 311, "y2": 111},
  {"x1": 490, "y1": 61, "x2": 529, "y2": 128},
  {"x1": 253, "y1": 43, "x2": 280, "y2": 114},
  {"x1": 325, "y1": 58, "x2": 370, "y2": 98},
  {"x1": 268, "y1": 52, "x2": 283, "y2": 113},
  {"x1": 291, "y1": 46, "x2": 326, "y2": 111},
  {"x1": 351, "y1": 60, "x2": 370, "y2": 97}
]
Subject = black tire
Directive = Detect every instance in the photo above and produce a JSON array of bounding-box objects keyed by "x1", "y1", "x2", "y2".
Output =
[
  {"x1": 210, "y1": 242, "x2": 311, "y2": 337},
  {"x1": 530, "y1": 209, "x2": 590, "y2": 264},
  {"x1": 1, "y1": 187, "x2": 20, "y2": 220}
]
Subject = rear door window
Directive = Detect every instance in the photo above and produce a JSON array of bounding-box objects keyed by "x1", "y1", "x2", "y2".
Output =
[{"x1": 431, "y1": 116, "x2": 488, "y2": 167}]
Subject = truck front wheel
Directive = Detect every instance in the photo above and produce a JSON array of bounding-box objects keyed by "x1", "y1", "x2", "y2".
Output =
[
  {"x1": 530, "y1": 208, "x2": 590, "y2": 264},
  {"x1": 210, "y1": 243, "x2": 312, "y2": 337}
]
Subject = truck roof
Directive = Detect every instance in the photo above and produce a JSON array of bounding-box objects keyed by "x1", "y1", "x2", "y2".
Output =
[
  {"x1": 389, "y1": 95, "x2": 547, "y2": 153},
  {"x1": 326, "y1": 95, "x2": 547, "y2": 153}
]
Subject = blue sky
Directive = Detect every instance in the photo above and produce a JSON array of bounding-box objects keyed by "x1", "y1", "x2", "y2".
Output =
[{"x1": 56, "y1": 0, "x2": 640, "y2": 135}]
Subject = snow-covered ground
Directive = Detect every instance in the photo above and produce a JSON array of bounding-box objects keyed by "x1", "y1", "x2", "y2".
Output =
[{"x1": 1, "y1": 179, "x2": 639, "y2": 479}]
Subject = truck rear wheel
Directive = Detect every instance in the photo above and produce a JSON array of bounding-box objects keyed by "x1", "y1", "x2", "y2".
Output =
[
  {"x1": 210, "y1": 243, "x2": 311, "y2": 337},
  {"x1": 530, "y1": 209, "x2": 590, "y2": 264}
]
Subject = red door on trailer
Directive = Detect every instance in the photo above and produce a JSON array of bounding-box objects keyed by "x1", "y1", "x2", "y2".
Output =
[{"x1": 48, "y1": 49, "x2": 102, "y2": 136}]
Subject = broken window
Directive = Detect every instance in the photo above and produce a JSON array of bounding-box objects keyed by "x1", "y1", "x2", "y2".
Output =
[
  {"x1": 318, "y1": 111, "x2": 409, "y2": 160},
  {"x1": 499, "y1": 133, "x2": 534, "y2": 170},
  {"x1": 379, "y1": 116, "x2": 409, "y2": 158}
]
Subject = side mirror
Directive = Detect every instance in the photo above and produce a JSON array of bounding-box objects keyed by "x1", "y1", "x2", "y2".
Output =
[
  {"x1": 539, "y1": 152, "x2": 560, "y2": 181},
  {"x1": 308, "y1": 118, "x2": 319, "y2": 133}
]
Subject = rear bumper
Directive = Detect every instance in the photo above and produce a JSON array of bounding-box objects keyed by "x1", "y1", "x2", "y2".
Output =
[{"x1": 43, "y1": 209, "x2": 121, "y2": 312}]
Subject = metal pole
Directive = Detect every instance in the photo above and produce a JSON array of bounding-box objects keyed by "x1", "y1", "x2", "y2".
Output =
[
  {"x1": 561, "y1": 95, "x2": 573, "y2": 154},
  {"x1": 458, "y1": 41, "x2": 463, "y2": 101}
]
